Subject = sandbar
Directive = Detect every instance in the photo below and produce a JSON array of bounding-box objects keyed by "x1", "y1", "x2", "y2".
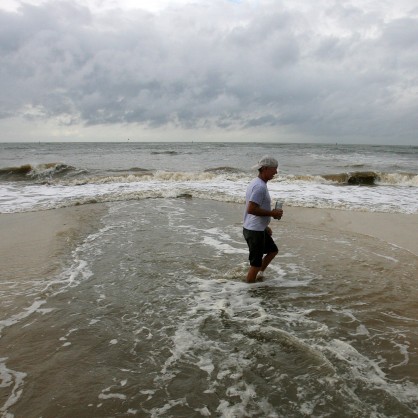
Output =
[
  {"x1": 1, "y1": 203, "x2": 416, "y2": 285},
  {"x1": 0, "y1": 204, "x2": 107, "y2": 281},
  {"x1": 281, "y1": 206, "x2": 418, "y2": 256}
]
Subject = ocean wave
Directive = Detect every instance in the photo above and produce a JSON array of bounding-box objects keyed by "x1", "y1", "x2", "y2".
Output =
[
  {"x1": 4, "y1": 166, "x2": 418, "y2": 214},
  {"x1": 342, "y1": 164, "x2": 366, "y2": 169},
  {"x1": 108, "y1": 167, "x2": 151, "y2": 173},
  {"x1": 58, "y1": 170, "x2": 220, "y2": 186},
  {"x1": 322, "y1": 172, "x2": 378, "y2": 185},
  {"x1": 2, "y1": 163, "x2": 417, "y2": 189},
  {"x1": 286, "y1": 171, "x2": 418, "y2": 187},
  {"x1": 0, "y1": 164, "x2": 33, "y2": 180},
  {"x1": 281, "y1": 173, "x2": 373, "y2": 185},
  {"x1": 0, "y1": 163, "x2": 79, "y2": 181},
  {"x1": 1, "y1": 178, "x2": 417, "y2": 214},
  {"x1": 151, "y1": 151, "x2": 180, "y2": 155},
  {"x1": 204, "y1": 166, "x2": 245, "y2": 175},
  {"x1": 377, "y1": 172, "x2": 418, "y2": 187}
]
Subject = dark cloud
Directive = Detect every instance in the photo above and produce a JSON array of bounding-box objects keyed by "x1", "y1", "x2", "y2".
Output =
[{"x1": 0, "y1": 0, "x2": 417, "y2": 143}]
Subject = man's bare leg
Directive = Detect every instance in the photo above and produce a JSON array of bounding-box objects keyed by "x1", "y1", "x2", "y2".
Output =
[
  {"x1": 246, "y1": 251, "x2": 278, "y2": 283},
  {"x1": 246, "y1": 266, "x2": 261, "y2": 283},
  {"x1": 260, "y1": 251, "x2": 278, "y2": 273}
]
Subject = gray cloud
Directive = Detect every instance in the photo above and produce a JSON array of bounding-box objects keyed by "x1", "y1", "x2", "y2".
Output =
[{"x1": 1, "y1": 0, "x2": 417, "y2": 143}]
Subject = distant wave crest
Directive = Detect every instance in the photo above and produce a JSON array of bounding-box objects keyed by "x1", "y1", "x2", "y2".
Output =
[
  {"x1": 204, "y1": 166, "x2": 245, "y2": 175},
  {"x1": 150, "y1": 151, "x2": 179, "y2": 155}
]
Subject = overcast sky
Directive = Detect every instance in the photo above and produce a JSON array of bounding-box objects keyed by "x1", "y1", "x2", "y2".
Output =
[{"x1": 1, "y1": 0, "x2": 417, "y2": 144}]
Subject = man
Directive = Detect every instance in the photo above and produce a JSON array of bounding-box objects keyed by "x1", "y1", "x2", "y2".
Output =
[{"x1": 243, "y1": 156, "x2": 283, "y2": 283}]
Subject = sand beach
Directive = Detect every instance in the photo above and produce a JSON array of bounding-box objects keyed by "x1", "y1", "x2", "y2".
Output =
[
  {"x1": 1, "y1": 204, "x2": 416, "y2": 284},
  {"x1": 0, "y1": 204, "x2": 107, "y2": 282},
  {"x1": 283, "y1": 206, "x2": 418, "y2": 256}
]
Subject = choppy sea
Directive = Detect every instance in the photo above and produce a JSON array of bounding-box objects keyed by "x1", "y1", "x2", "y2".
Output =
[
  {"x1": 1, "y1": 142, "x2": 418, "y2": 417},
  {"x1": 1, "y1": 142, "x2": 417, "y2": 214}
]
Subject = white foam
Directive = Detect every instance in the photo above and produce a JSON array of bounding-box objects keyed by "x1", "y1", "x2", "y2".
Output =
[
  {"x1": 202, "y1": 236, "x2": 247, "y2": 255},
  {"x1": 195, "y1": 406, "x2": 211, "y2": 416},
  {"x1": 388, "y1": 342, "x2": 410, "y2": 369},
  {"x1": 0, "y1": 358, "x2": 27, "y2": 417},
  {"x1": 1, "y1": 171, "x2": 417, "y2": 214},
  {"x1": 153, "y1": 274, "x2": 337, "y2": 415},
  {"x1": 197, "y1": 355, "x2": 215, "y2": 376},
  {"x1": 381, "y1": 312, "x2": 418, "y2": 323},
  {"x1": 98, "y1": 393, "x2": 127, "y2": 400},
  {"x1": 351, "y1": 324, "x2": 370, "y2": 336},
  {"x1": 149, "y1": 399, "x2": 187, "y2": 418},
  {"x1": 324, "y1": 339, "x2": 418, "y2": 408},
  {"x1": 0, "y1": 299, "x2": 46, "y2": 335}
]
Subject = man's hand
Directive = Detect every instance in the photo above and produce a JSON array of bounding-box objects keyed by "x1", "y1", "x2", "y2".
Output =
[
  {"x1": 272, "y1": 209, "x2": 283, "y2": 219},
  {"x1": 248, "y1": 202, "x2": 283, "y2": 219}
]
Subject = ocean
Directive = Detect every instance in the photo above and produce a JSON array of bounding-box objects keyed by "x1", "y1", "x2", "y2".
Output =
[
  {"x1": 1, "y1": 142, "x2": 417, "y2": 214},
  {"x1": 0, "y1": 142, "x2": 418, "y2": 417}
]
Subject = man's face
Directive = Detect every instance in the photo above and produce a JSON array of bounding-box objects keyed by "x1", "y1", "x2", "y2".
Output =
[{"x1": 264, "y1": 166, "x2": 278, "y2": 181}]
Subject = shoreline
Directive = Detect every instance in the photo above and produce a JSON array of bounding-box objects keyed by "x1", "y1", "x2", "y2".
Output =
[
  {"x1": 0, "y1": 203, "x2": 107, "y2": 282},
  {"x1": 0, "y1": 203, "x2": 416, "y2": 286}
]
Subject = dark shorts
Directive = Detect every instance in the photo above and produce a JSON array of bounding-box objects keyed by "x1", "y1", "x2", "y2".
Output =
[{"x1": 243, "y1": 228, "x2": 279, "y2": 268}]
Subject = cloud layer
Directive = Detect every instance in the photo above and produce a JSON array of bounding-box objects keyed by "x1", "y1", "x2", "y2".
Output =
[{"x1": 1, "y1": 0, "x2": 418, "y2": 143}]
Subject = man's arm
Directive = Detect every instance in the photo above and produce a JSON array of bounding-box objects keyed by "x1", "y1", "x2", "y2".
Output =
[{"x1": 247, "y1": 201, "x2": 283, "y2": 219}]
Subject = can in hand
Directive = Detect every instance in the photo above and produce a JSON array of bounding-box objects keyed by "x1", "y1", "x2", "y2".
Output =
[{"x1": 274, "y1": 200, "x2": 283, "y2": 220}]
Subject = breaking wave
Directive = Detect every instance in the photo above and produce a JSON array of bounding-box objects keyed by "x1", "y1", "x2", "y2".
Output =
[
  {"x1": 0, "y1": 163, "x2": 81, "y2": 181},
  {"x1": 1, "y1": 163, "x2": 417, "y2": 188},
  {"x1": 290, "y1": 171, "x2": 418, "y2": 187}
]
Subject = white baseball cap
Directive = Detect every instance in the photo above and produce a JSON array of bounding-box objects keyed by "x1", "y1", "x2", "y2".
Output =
[{"x1": 252, "y1": 155, "x2": 278, "y2": 170}]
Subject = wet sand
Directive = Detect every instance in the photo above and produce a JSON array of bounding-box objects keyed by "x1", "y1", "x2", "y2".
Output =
[
  {"x1": 281, "y1": 206, "x2": 418, "y2": 256},
  {"x1": 1, "y1": 204, "x2": 416, "y2": 285},
  {"x1": 1, "y1": 199, "x2": 417, "y2": 418},
  {"x1": 0, "y1": 203, "x2": 107, "y2": 282}
]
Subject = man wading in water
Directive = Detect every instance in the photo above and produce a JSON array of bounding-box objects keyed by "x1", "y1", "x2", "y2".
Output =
[{"x1": 243, "y1": 156, "x2": 283, "y2": 283}]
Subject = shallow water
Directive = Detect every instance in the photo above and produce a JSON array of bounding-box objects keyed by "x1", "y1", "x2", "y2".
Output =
[{"x1": 1, "y1": 198, "x2": 418, "y2": 417}]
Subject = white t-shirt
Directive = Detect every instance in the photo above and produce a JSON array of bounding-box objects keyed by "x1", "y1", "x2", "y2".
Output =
[{"x1": 243, "y1": 177, "x2": 271, "y2": 231}]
